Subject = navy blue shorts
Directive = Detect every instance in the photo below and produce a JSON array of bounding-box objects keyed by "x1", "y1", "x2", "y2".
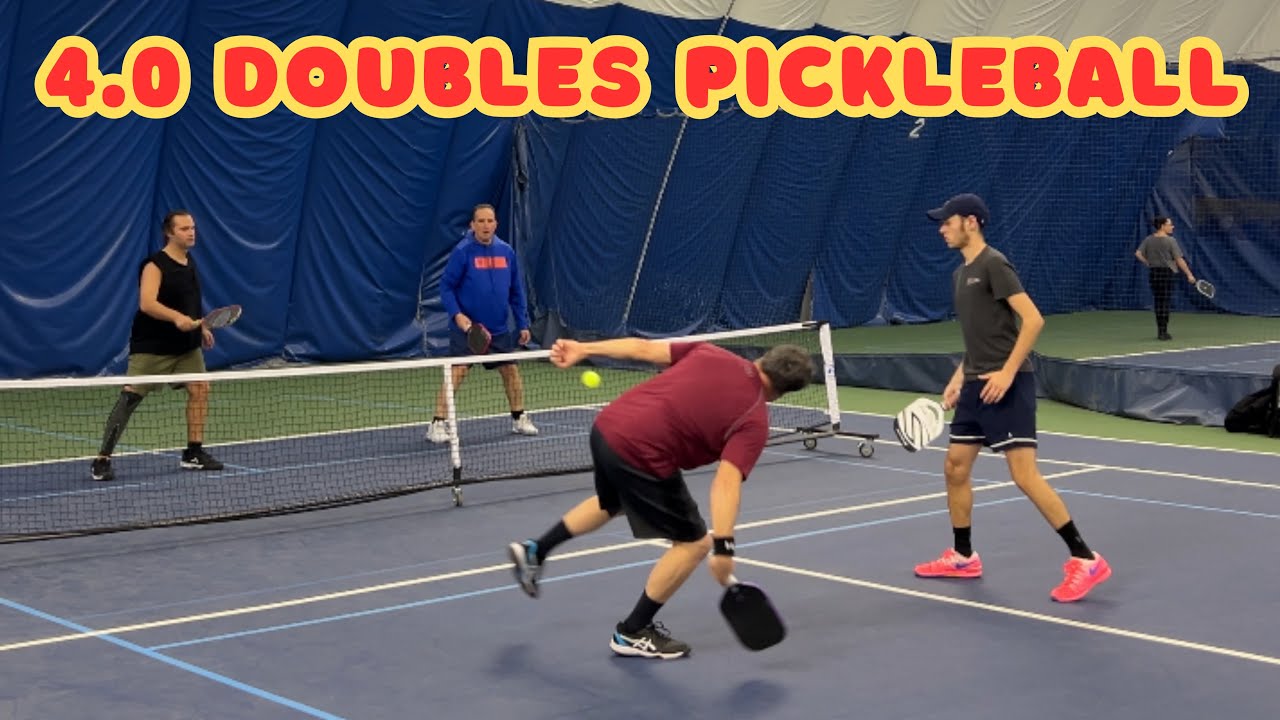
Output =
[
  {"x1": 949, "y1": 371, "x2": 1038, "y2": 451},
  {"x1": 449, "y1": 327, "x2": 519, "y2": 370}
]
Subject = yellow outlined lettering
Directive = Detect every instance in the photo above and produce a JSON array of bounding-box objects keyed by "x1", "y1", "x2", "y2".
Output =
[
  {"x1": 214, "y1": 36, "x2": 284, "y2": 119},
  {"x1": 1180, "y1": 37, "x2": 1248, "y2": 117},
  {"x1": 36, "y1": 36, "x2": 190, "y2": 119},
  {"x1": 122, "y1": 38, "x2": 191, "y2": 119},
  {"x1": 39, "y1": 34, "x2": 1247, "y2": 121},
  {"x1": 588, "y1": 36, "x2": 650, "y2": 119},
  {"x1": 673, "y1": 34, "x2": 1246, "y2": 120},
  {"x1": 281, "y1": 37, "x2": 352, "y2": 119},
  {"x1": 350, "y1": 37, "x2": 419, "y2": 119}
]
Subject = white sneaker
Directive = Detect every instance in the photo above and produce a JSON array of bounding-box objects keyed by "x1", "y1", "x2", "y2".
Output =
[
  {"x1": 426, "y1": 419, "x2": 450, "y2": 444},
  {"x1": 512, "y1": 414, "x2": 539, "y2": 436}
]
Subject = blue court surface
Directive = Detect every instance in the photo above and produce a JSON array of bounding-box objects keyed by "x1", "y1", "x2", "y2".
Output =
[
  {"x1": 1, "y1": 410, "x2": 1277, "y2": 719},
  {"x1": 1090, "y1": 341, "x2": 1280, "y2": 375}
]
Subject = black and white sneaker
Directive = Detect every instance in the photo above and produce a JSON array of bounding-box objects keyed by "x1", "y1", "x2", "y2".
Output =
[
  {"x1": 609, "y1": 622, "x2": 691, "y2": 659},
  {"x1": 180, "y1": 448, "x2": 224, "y2": 471},
  {"x1": 507, "y1": 540, "x2": 542, "y2": 598},
  {"x1": 90, "y1": 456, "x2": 114, "y2": 482}
]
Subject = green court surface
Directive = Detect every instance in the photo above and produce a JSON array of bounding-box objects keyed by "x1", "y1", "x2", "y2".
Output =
[
  {"x1": 830, "y1": 311, "x2": 1280, "y2": 359},
  {"x1": 0, "y1": 362, "x2": 653, "y2": 465},
  {"x1": 5, "y1": 315, "x2": 1277, "y2": 466},
  {"x1": 828, "y1": 309, "x2": 1280, "y2": 453}
]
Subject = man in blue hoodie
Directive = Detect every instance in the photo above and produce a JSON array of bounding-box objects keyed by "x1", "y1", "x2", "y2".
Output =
[{"x1": 427, "y1": 204, "x2": 539, "y2": 442}]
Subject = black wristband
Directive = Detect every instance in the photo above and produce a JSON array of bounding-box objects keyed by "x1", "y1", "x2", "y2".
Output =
[{"x1": 712, "y1": 536, "x2": 736, "y2": 556}]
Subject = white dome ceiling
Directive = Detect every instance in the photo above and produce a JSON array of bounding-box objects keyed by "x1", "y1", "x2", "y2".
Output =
[{"x1": 548, "y1": 0, "x2": 1280, "y2": 68}]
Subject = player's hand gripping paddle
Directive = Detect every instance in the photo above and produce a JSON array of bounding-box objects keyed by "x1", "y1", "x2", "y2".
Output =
[
  {"x1": 720, "y1": 575, "x2": 786, "y2": 651},
  {"x1": 466, "y1": 323, "x2": 492, "y2": 354},
  {"x1": 893, "y1": 397, "x2": 946, "y2": 452},
  {"x1": 197, "y1": 304, "x2": 242, "y2": 329},
  {"x1": 1195, "y1": 279, "x2": 1216, "y2": 300}
]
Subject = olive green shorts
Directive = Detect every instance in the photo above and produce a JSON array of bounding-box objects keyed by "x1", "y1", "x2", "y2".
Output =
[{"x1": 125, "y1": 349, "x2": 206, "y2": 396}]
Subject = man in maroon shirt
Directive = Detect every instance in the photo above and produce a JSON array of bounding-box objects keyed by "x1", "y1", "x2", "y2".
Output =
[{"x1": 507, "y1": 336, "x2": 814, "y2": 659}]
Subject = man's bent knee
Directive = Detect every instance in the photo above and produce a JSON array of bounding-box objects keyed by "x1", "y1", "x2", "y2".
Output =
[{"x1": 679, "y1": 534, "x2": 712, "y2": 556}]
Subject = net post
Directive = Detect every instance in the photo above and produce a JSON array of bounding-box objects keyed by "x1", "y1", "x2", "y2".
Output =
[
  {"x1": 818, "y1": 322, "x2": 840, "y2": 431},
  {"x1": 443, "y1": 362, "x2": 463, "y2": 495}
]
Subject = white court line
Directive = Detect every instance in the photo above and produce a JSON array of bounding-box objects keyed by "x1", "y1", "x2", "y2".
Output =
[
  {"x1": 736, "y1": 557, "x2": 1280, "y2": 668},
  {"x1": 1078, "y1": 340, "x2": 1280, "y2": 362},
  {"x1": 881, "y1": 442, "x2": 1280, "y2": 491},
  {"x1": 0, "y1": 467, "x2": 1107, "y2": 653},
  {"x1": 0, "y1": 476, "x2": 1038, "y2": 653}
]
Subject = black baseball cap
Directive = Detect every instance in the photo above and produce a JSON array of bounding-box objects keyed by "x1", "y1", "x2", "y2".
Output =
[{"x1": 926, "y1": 193, "x2": 989, "y2": 227}]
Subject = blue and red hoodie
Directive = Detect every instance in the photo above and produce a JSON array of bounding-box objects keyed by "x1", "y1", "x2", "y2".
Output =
[{"x1": 439, "y1": 230, "x2": 529, "y2": 335}]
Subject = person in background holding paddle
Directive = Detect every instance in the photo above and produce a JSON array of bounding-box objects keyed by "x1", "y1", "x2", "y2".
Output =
[
  {"x1": 90, "y1": 210, "x2": 225, "y2": 482},
  {"x1": 505, "y1": 338, "x2": 813, "y2": 659},
  {"x1": 427, "y1": 204, "x2": 538, "y2": 443},
  {"x1": 1136, "y1": 216, "x2": 1197, "y2": 341},
  {"x1": 916, "y1": 194, "x2": 1110, "y2": 603}
]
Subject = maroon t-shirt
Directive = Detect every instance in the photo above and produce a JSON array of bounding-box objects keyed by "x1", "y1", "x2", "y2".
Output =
[{"x1": 594, "y1": 342, "x2": 770, "y2": 480}]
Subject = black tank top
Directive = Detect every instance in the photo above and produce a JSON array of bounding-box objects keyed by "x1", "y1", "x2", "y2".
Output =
[{"x1": 129, "y1": 251, "x2": 202, "y2": 355}]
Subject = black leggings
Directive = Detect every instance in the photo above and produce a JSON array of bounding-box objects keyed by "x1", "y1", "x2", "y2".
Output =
[{"x1": 1149, "y1": 268, "x2": 1175, "y2": 334}]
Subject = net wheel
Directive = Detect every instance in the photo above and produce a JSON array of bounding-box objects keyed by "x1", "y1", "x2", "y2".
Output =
[
  {"x1": 803, "y1": 438, "x2": 817, "y2": 450},
  {"x1": 858, "y1": 442, "x2": 874, "y2": 458}
]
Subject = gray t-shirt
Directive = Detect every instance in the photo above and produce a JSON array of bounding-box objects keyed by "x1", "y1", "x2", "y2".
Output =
[
  {"x1": 953, "y1": 246, "x2": 1032, "y2": 380},
  {"x1": 1137, "y1": 233, "x2": 1183, "y2": 270}
]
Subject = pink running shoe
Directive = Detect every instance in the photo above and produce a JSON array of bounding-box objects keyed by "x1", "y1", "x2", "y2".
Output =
[
  {"x1": 1050, "y1": 553, "x2": 1111, "y2": 602},
  {"x1": 914, "y1": 548, "x2": 983, "y2": 578}
]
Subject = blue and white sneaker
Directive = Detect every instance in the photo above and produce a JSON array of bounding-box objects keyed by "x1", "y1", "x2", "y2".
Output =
[
  {"x1": 507, "y1": 540, "x2": 542, "y2": 597},
  {"x1": 609, "y1": 622, "x2": 691, "y2": 659}
]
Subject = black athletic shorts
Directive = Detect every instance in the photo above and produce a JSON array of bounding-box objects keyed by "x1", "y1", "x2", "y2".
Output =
[
  {"x1": 949, "y1": 371, "x2": 1038, "y2": 451},
  {"x1": 590, "y1": 426, "x2": 707, "y2": 543}
]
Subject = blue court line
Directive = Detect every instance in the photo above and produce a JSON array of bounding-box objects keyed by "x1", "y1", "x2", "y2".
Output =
[
  {"x1": 73, "y1": 547, "x2": 516, "y2": 621},
  {"x1": 143, "y1": 495, "x2": 1026, "y2": 651},
  {"x1": 2, "y1": 483, "x2": 147, "y2": 503},
  {"x1": 0, "y1": 597, "x2": 345, "y2": 720},
  {"x1": 117, "y1": 481, "x2": 1280, "y2": 652},
  {"x1": 1059, "y1": 489, "x2": 1280, "y2": 519},
  {"x1": 148, "y1": 558, "x2": 659, "y2": 651},
  {"x1": 82, "y1": 478, "x2": 963, "y2": 623},
  {"x1": 78, "y1": 459, "x2": 995, "y2": 624},
  {"x1": 94, "y1": 476, "x2": 947, "y2": 622}
]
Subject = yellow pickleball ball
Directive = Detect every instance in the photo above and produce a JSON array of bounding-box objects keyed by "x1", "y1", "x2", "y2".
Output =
[{"x1": 581, "y1": 370, "x2": 601, "y2": 389}]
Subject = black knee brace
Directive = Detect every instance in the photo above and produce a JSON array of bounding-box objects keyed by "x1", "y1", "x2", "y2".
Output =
[{"x1": 98, "y1": 390, "x2": 143, "y2": 456}]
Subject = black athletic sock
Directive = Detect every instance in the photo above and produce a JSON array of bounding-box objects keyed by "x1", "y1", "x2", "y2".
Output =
[
  {"x1": 1056, "y1": 520, "x2": 1093, "y2": 559},
  {"x1": 953, "y1": 527, "x2": 973, "y2": 557},
  {"x1": 186, "y1": 441, "x2": 202, "y2": 455},
  {"x1": 99, "y1": 391, "x2": 143, "y2": 457},
  {"x1": 511, "y1": 410, "x2": 524, "y2": 420},
  {"x1": 620, "y1": 592, "x2": 664, "y2": 634},
  {"x1": 534, "y1": 520, "x2": 572, "y2": 563},
  {"x1": 432, "y1": 416, "x2": 445, "y2": 423}
]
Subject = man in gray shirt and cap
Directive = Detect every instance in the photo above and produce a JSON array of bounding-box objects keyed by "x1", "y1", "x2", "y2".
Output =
[
  {"x1": 1136, "y1": 216, "x2": 1197, "y2": 340},
  {"x1": 913, "y1": 193, "x2": 1111, "y2": 603}
]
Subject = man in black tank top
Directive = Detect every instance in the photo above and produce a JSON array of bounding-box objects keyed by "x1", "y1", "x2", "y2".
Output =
[
  {"x1": 913, "y1": 194, "x2": 1111, "y2": 603},
  {"x1": 90, "y1": 210, "x2": 225, "y2": 481}
]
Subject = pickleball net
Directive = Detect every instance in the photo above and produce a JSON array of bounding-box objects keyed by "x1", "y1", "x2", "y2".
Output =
[{"x1": 0, "y1": 321, "x2": 857, "y2": 541}]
